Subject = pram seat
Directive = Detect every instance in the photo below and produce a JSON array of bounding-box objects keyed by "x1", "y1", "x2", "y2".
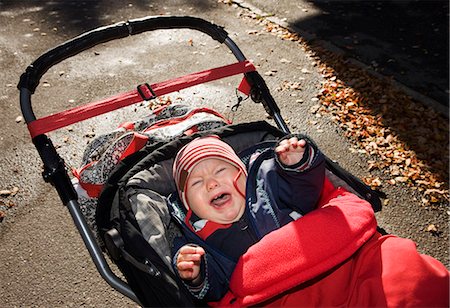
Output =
[
  {"x1": 96, "y1": 118, "x2": 380, "y2": 306},
  {"x1": 112, "y1": 121, "x2": 447, "y2": 307}
]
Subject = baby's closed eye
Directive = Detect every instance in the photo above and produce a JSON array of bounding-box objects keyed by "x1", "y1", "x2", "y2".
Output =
[
  {"x1": 190, "y1": 178, "x2": 203, "y2": 187},
  {"x1": 215, "y1": 167, "x2": 227, "y2": 175}
]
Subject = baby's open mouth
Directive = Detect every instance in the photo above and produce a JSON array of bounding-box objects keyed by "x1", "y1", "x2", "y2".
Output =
[{"x1": 211, "y1": 193, "x2": 231, "y2": 207}]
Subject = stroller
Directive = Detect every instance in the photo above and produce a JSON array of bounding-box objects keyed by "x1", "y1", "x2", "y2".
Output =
[{"x1": 18, "y1": 16, "x2": 382, "y2": 307}]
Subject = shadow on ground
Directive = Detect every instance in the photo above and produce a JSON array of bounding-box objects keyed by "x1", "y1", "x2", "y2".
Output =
[
  {"x1": 288, "y1": 0, "x2": 449, "y2": 192},
  {"x1": 1, "y1": 0, "x2": 214, "y2": 36},
  {"x1": 296, "y1": 0, "x2": 449, "y2": 106}
]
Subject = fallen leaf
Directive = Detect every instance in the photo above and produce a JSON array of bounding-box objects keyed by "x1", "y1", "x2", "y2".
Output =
[
  {"x1": 364, "y1": 177, "x2": 382, "y2": 188},
  {"x1": 426, "y1": 224, "x2": 441, "y2": 236},
  {"x1": 0, "y1": 187, "x2": 19, "y2": 196},
  {"x1": 301, "y1": 68, "x2": 311, "y2": 74},
  {"x1": 309, "y1": 105, "x2": 320, "y2": 114},
  {"x1": 394, "y1": 176, "x2": 408, "y2": 183},
  {"x1": 264, "y1": 70, "x2": 277, "y2": 76}
]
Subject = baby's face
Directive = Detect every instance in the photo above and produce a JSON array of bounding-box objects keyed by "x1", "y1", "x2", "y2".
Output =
[{"x1": 185, "y1": 158, "x2": 246, "y2": 224}]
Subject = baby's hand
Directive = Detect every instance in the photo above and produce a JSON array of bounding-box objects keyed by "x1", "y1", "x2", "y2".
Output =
[
  {"x1": 176, "y1": 245, "x2": 205, "y2": 281},
  {"x1": 275, "y1": 137, "x2": 307, "y2": 166}
]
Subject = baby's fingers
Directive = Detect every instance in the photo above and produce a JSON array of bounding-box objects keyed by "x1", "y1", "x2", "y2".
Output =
[
  {"x1": 288, "y1": 137, "x2": 305, "y2": 148},
  {"x1": 177, "y1": 260, "x2": 195, "y2": 271},
  {"x1": 179, "y1": 245, "x2": 205, "y2": 257},
  {"x1": 275, "y1": 143, "x2": 288, "y2": 154},
  {"x1": 177, "y1": 261, "x2": 197, "y2": 280},
  {"x1": 177, "y1": 245, "x2": 205, "y2": 268},
  {"x1": 296, "y1": 138, "x2": 306, "y2": 148},
  {"x1": 178, "y1": 252, "x2": 203, "y2": 263}
]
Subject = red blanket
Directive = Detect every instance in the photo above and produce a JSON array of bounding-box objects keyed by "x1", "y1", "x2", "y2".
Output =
[{"x1": 215, "y1": 188, "x2": 449, "y2": 307}]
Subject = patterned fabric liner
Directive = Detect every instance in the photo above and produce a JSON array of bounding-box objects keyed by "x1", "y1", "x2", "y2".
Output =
[{"x1": 72, "y1": 104, "x2": 230, "y2": 245}]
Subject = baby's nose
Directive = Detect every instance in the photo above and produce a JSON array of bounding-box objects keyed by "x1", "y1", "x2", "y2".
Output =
[{"x1": 207, "y1": 179, "x2": 219, "y2": 191}]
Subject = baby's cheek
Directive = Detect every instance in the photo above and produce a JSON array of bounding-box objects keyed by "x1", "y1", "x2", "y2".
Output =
[{"x1": 236, "y1": 175, "x2": 246, "y2": 197}]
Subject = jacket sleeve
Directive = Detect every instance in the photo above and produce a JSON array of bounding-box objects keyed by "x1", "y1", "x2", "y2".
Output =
[
  {"x1": 169, "y1": 193, "x2": 234, "y2": 302},
  {"x1": 172, "y1": 244, "x2": 209, "y2": 300},
  {"x1": 171, "y1": 239, "x2": 234, "y2": 302},
  {"x1": 273, "y1": 133, "x2": 326, "y2": 214}
]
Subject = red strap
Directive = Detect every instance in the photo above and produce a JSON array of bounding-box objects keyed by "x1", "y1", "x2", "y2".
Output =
[
  {"x1": 238, "y1": 77, "x2": 252, "y2": 96},
  {"x1": 27, "y1": 61, "x2": 256, "y2": 138},
  {"x1": 79, "y1": 181, "x2": 104, "y2": 199},
  {"x1": 118, "y1": 121, "x2": 136, "y2": 130},
  {"x1": 119, "y1": 132, "x2": 149, "y2": 161},
  {"x1": 71, "y1": 161, "x2": 104, "y2": 198}
]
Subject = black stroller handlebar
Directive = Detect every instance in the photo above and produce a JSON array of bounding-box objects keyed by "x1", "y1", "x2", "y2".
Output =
[
  {"x1": 19, "y1": 15, "x2": 253, "y2": 125},
  {"x1": 18, "y1": 16, "x2": 238, "y2": 95}
]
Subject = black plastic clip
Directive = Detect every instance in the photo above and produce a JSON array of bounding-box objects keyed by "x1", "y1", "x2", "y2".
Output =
[
  {"x1": 137, "y1": 83, "x2": 156, "y2": 101},
  {"x1": 232, "y1": 88, "x2": 248, "y2": 112}
]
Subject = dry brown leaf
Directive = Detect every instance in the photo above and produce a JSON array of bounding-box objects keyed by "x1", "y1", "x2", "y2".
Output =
[
  {"x1": 264, "y1": 70, "x2": 277, "y2": 76},
  {"x1": 0, "y1": 187, "x2": 18, "y2": 196},
  {"x1": 426, "y1": 224, "x2": 438, "y2": 232}
]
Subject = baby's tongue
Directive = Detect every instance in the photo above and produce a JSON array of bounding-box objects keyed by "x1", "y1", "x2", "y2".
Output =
[{"x1": 212, "y1": 194, "x2": 230, "y2": 207}]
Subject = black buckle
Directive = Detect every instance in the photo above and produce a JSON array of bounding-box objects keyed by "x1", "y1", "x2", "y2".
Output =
[{"x1": 137, "y1": 83, "x2": 156, "y2": 101}]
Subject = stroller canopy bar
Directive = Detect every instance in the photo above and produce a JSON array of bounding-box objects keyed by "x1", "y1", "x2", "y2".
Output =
[
  {"x1": 26, "y1": 60, "x2": 256, "y2": 138},
  {"x1": 18, "y1": 16, "x2": 230, "y2": 94}
]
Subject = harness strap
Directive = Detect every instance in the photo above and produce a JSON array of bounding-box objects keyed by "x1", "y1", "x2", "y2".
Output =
[{"x1": 27, "y1": 60, "x2": 256, "y2": 138}]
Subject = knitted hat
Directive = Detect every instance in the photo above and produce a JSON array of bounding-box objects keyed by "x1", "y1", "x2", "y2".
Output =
[{"x1": 173, "y1": 135, "x2": 247, "y2": 210}]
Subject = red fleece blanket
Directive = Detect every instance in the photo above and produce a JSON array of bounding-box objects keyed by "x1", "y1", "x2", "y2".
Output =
[
  {"x1": 215, "y1": 187, "x2": 449, "y2": 307},
  {"x1": 216, "y1": 189, "x2": 377, "y2": 306}
]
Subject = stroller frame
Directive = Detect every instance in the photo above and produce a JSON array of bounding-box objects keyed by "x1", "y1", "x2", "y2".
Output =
[
  {"x1": 19, "y1": 15, "x2": 382, "y2": 305},
  {"x1": 18, "y1": 16, "x2": 293, "y2": 304}
]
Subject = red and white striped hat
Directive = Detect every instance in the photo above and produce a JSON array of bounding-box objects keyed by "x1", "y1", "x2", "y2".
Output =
[{"x1": 173, "y1": 135, "x2": 247, "y2": 210}]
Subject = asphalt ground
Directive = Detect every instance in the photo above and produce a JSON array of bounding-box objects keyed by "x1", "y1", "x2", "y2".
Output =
[{"x1": 0, "y1": 0, "x2": 448, "y2": 306}]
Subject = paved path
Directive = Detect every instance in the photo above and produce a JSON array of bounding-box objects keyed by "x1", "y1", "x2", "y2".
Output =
[{"x1": 0, "y1": 0, "x2": 447, "y2": 306}]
